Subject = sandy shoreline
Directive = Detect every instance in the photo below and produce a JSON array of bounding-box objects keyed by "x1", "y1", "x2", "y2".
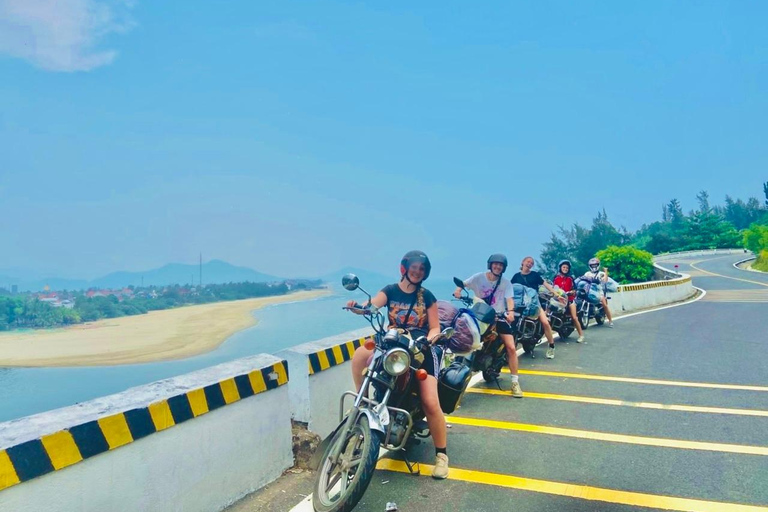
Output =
[{"x1": 0, "y1": 289, "x2": 331, "y2": 367}]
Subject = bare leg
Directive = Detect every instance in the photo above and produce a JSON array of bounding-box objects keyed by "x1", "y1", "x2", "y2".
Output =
[
  {"x1": 351, "y1": 346, "x2": 373, "y2": 391},
  {"x1": 539, "y1": 310, "x2": 555, "y2": 345},
  {"x1": 418, "y1": 376, "x2": 446, "y2": 449},
  {"x1": 569, "y1": 303, "x2": 584, "y2": 336},
  {"x1": 501, "y1": 333, "x2": 518, "y2": 375},
  {"x1": 601, "y1": 297, "x2": 613, "y2": 322}
]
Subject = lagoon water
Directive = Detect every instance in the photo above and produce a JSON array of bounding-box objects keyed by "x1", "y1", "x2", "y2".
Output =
[{"x1": 0, "y1": 279, "x2": 456, "y2": 422}]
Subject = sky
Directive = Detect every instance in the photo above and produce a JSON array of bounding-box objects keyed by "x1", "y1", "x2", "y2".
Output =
[{"x1": 1, "y1": 0, "x2": 766, "y2": 281}]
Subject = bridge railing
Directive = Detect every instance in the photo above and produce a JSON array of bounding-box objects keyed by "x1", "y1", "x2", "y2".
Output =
[{"x1": 0, "y1": 252, "x2": 717, "y2": 511}]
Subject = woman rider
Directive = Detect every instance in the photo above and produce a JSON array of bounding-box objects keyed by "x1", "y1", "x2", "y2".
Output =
[
  {"x1": 552, "y1": 259, "x2": 586, "y2": 342},
  {"x1": 511, "y1": 256, "x2": 562, "y2": 359},
  {"x1": 347, "y1": 250, "x2": 450, "y2": 479}
]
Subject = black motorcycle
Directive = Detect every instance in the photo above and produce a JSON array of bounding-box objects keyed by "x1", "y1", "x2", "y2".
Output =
[
  {"x1": 451, "y1": 277, "x2": 511, "y2": 383},
  {"x1": 312, "y1": 274, "x2": 456, "y2": 512},
  {"x1": 540, "y1": 286, "x2": 575, "y2": 339},
  {"x1": 574, "y1": 278, "x2": 607, "y2": 329}
]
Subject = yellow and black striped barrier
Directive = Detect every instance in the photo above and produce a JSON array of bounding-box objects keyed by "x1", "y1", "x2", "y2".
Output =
[
  {"x1": 0, "y1": 360, "x2": 289, "y2": 493},
  {"x1": 618, "y1": 276, "x2": 691, "y2": 293},
  {"x1": 307, "y1": 336, "x2": 371, "y2": 375}
]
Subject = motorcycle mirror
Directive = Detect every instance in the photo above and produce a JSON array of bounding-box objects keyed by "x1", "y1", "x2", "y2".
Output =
[
  {"x1": 453, "y1": 277, "x2": 465, "y2": 289},
  {"x1": 442, "y1": 327, "x2": 454, "y2": 339},
  {"x1": 341, "y1": 273, "x2": 360, "y2": 291}
]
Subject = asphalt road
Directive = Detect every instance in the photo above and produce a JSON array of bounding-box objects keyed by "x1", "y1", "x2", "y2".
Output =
[{"x1": 353, "y1": 252, "x2": 768, "y2": 512}]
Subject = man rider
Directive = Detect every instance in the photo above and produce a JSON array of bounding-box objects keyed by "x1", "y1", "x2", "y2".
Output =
[{"x1": 453, "y1": 254, "x2": 523, "y2": 398}]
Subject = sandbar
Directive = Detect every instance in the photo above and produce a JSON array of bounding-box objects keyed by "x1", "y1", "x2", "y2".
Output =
[{"x1": 0, "y1": 289, "x2": 331, "y2": 367}]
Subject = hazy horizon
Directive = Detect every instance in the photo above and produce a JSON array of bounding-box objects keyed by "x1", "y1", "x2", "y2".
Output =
[{"x1": 2, "y1": 1, "x2": 766, "y2": 282}]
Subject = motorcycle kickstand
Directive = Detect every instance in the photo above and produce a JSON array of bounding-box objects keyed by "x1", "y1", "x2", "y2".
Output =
[{"x1": 400, "y1": 450, "x2": 421, "y2": 476}]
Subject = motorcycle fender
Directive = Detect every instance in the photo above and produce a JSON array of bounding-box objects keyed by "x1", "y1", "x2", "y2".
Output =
[
  {"x1": 309, "y1": 420, "x2": 346, "y2": 471},
  {"x1": 359, "y1": 408, "x2": 387, "y2": 434}
]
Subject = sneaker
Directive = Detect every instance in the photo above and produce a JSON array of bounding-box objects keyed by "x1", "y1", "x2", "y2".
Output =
[
  {"x1": 510, "y1": 381, "x2": 524, "y2": 398},
  {"x1": 546, "y1": 346, "x2": 555, "y2": 359},
  {"x1": 608, "y1": 321, "x2": 614, "y2": 328},
  {"x1": 432, "y1": 453, "x2": 449, "y2": 479},
  {"x1": 577, "y1": 335, "x2": 585, "y2": 343}
]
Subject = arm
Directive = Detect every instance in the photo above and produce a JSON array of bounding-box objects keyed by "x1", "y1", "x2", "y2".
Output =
[
  {"x1": 345, "y1": 290, "x2": 387, "y2": 314},
  {"x1": 426, "y1": 302, "x2": 441, "y2": 342}
]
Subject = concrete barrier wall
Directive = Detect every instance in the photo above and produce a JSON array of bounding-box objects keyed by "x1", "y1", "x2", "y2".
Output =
[
  {"x1": 278, "y1": 328, "x2": 373, "y2": 438},
  {"x1": 654, "y1": 248, "x2": 746, "y2": 261},
  {"x1": 0, "y1": 355, "x2": 293, "y2": 512}
]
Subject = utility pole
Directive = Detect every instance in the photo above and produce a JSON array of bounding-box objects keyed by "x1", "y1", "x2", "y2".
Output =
[{"x1": 199, "y1": 252, "x2": 203, "y2": 287}]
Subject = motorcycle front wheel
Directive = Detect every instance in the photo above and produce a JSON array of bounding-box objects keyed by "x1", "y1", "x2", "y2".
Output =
[
  {"x1": 579, "y1": 310, "x2": 590, "y2": 330},
  {"x1": 313, "y1": 414, "x2": 381, "y2": 512}
]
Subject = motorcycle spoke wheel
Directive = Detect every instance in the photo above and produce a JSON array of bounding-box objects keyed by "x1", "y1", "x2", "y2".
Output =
[{"x1": 313, "y1": 415, "x2": 380, "y2": 512}]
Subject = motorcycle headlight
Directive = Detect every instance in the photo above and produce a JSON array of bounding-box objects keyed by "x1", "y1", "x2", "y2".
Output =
[{"x1": 382, "y1": 348, "x2": 410, "y2": 376}]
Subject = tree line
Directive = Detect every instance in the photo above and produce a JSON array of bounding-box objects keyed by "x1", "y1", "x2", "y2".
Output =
[
  {"x1": 540, "y1": 183, "x2": 768, "y2": 283},
  {"x1": 0, "y1": 281, "x2": 320, "y2": 332}
]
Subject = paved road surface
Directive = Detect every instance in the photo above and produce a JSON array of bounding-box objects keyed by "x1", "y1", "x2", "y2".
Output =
[{"x1": 351, "y1": 252, "x2": 768, "y2": 511}]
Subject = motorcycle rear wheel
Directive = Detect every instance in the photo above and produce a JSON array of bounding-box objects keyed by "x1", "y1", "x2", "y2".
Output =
[
  {"x1": 313, "y1": 415, "x2": 381, "y2": 512},
  {"x1": 595, "y1": 315, "x2": 605, "y2": 326},
  {"x1": 558, "y1": 326, "x2": 574, "y2": 339}
]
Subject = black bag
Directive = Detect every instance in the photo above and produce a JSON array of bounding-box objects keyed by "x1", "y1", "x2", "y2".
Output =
[
  {"x1": 470, "y1": 301, "x2": 497, "y2": 325},
  {"x1": 438, "y1": 360, "x2": 472, "y2": 414}
]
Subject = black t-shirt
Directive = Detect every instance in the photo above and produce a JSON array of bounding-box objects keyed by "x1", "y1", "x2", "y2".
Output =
[
  {"x1": 381, "y1": 284, "x2": 437, "y2": 337},
  {"x1": 511, "y1": 271, "x2": 544, "y2": 291}
]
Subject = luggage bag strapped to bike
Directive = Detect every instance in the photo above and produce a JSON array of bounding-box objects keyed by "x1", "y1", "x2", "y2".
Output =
[
  {"x1": 511, "y1": 283, "x2": 540, "y2": 317},
  {"x1": 437, "y1": 300, "x2": 482, "y2": 354}
]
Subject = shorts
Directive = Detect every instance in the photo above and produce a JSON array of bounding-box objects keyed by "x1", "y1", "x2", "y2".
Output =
[
  {"x1": 495, "y1": 319, "x2": 514, "y2": 336},
  {"x1": 420, "y1": 345, "x2": 444, "y2": 378}
]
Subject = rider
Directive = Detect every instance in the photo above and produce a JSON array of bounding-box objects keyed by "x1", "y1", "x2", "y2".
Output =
[
  {"x1": 511, "y1": 256, "x2": 562, "y2": 359},
  {"x1": 583, "y1": 257, "x2": 614, "y2": 327},
  {"x1": 552, "y1": 259, "x2": 586, "y2": 343},
  {"x1": 347, "y1": 250, "x2": 450, "y2": 479},
  {"x1": 453, "y1": 253, "x2": 524, "y2": 398}
]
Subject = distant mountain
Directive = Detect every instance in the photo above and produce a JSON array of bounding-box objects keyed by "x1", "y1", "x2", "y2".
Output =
[
  {"x1": 1, "y1": 260, "x2": 282, "y2": 292},
  {"x1": 319, "y1": 267, "x2": 393, "y2": 291}
]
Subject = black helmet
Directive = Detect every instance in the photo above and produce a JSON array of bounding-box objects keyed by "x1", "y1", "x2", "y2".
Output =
[
  {"x1": 487, "y1": 253, "x2": 508, "y2": 275},
  {"x1": 400, "y1": 250, "x2": 431, "y2": 282},
  {"x1": 558, "y1": 260, "x2": 572, "y2": 273},
  {"x1": 588, "y1": 257, "x2": 600, "y2": 271}
]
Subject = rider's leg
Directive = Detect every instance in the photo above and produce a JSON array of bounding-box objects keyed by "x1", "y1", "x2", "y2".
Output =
[
  {"x1": 501, "y1": 333, "x2": 523, "y2": 397},
  {"x1": 539, "y1": 310, "x2": 555, "y2": 345},
  {"x1": 601, "y1": 297, "x2": 614, "y2": 323},
  {"x1": 418, "y1": 375, "x2": 449, "y2": 478},
  {"x1": 351, "y1": 346, "x2": 373, "y2": 391},
  {"x1": 418, "y1": 376, "x2": 447, "y2": 449},
  {"x1": 569, "y1": 302, "x2": 584, "y2": 337}
]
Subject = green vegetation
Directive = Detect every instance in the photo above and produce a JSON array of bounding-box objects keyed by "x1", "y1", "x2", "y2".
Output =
[
  {"x1": 0, "y1": 281, "x2": 319, "y2": 332},
  {"x1": 541, "y1": 183, "x2": 768, "y2": 282},
  {"x1": 595, "y1": 246, "x2": 654, "y2": 284}
]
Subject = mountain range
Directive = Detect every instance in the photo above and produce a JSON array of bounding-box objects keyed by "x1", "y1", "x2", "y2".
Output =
[{"x1": 0, "y1": 260, "x2": 281, "y2": 292}]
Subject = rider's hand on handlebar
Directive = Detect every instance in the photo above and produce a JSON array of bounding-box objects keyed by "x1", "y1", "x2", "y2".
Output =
[
  {"x1": 505, "y1": 311, "x2": 515, "y2": 323},
  {"x1": 453, "y1": 288, "x2": 462, "y2": 299}
]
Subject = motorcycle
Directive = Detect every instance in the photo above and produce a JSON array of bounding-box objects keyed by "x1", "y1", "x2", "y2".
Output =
[
  {"x1": 539, "y1": 285, "x2": 575, "y2": 339},
  {"x1": 574, "y1": 277, "x2": 608, "y2": 330},
  {"x1": 450, "y1": 277, "x2": 511, "y2": 383},
  {"x1": 312, "y1": 274, "x2": 455, "y2": 512},
  {"x1": 511, "y1": 283, "x2": 544, "y2": 358}
]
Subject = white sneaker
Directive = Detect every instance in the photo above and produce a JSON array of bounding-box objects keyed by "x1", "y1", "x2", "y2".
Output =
[
  {"x1": 432, "y1": 453, "x2": 449, "y2": 479},
  {"x1": 608, "y1": 321, "x2": 614, "y2": 328},
  {"x1": 546, "y1": 346, "x2": 555, "y2": 359},
  {"x1": 577, "y1": 335, "x2": 585, "y2": 343}
]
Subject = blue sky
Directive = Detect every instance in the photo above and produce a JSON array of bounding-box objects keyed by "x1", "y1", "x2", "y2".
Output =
[{"x1": 1, "y1": 1, "x2": 766, "y2": 280}]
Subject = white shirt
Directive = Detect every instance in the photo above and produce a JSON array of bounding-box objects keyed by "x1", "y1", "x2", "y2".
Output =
[{"x1": 464, "y1": 272, "x2": 513, "y2": 313}]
